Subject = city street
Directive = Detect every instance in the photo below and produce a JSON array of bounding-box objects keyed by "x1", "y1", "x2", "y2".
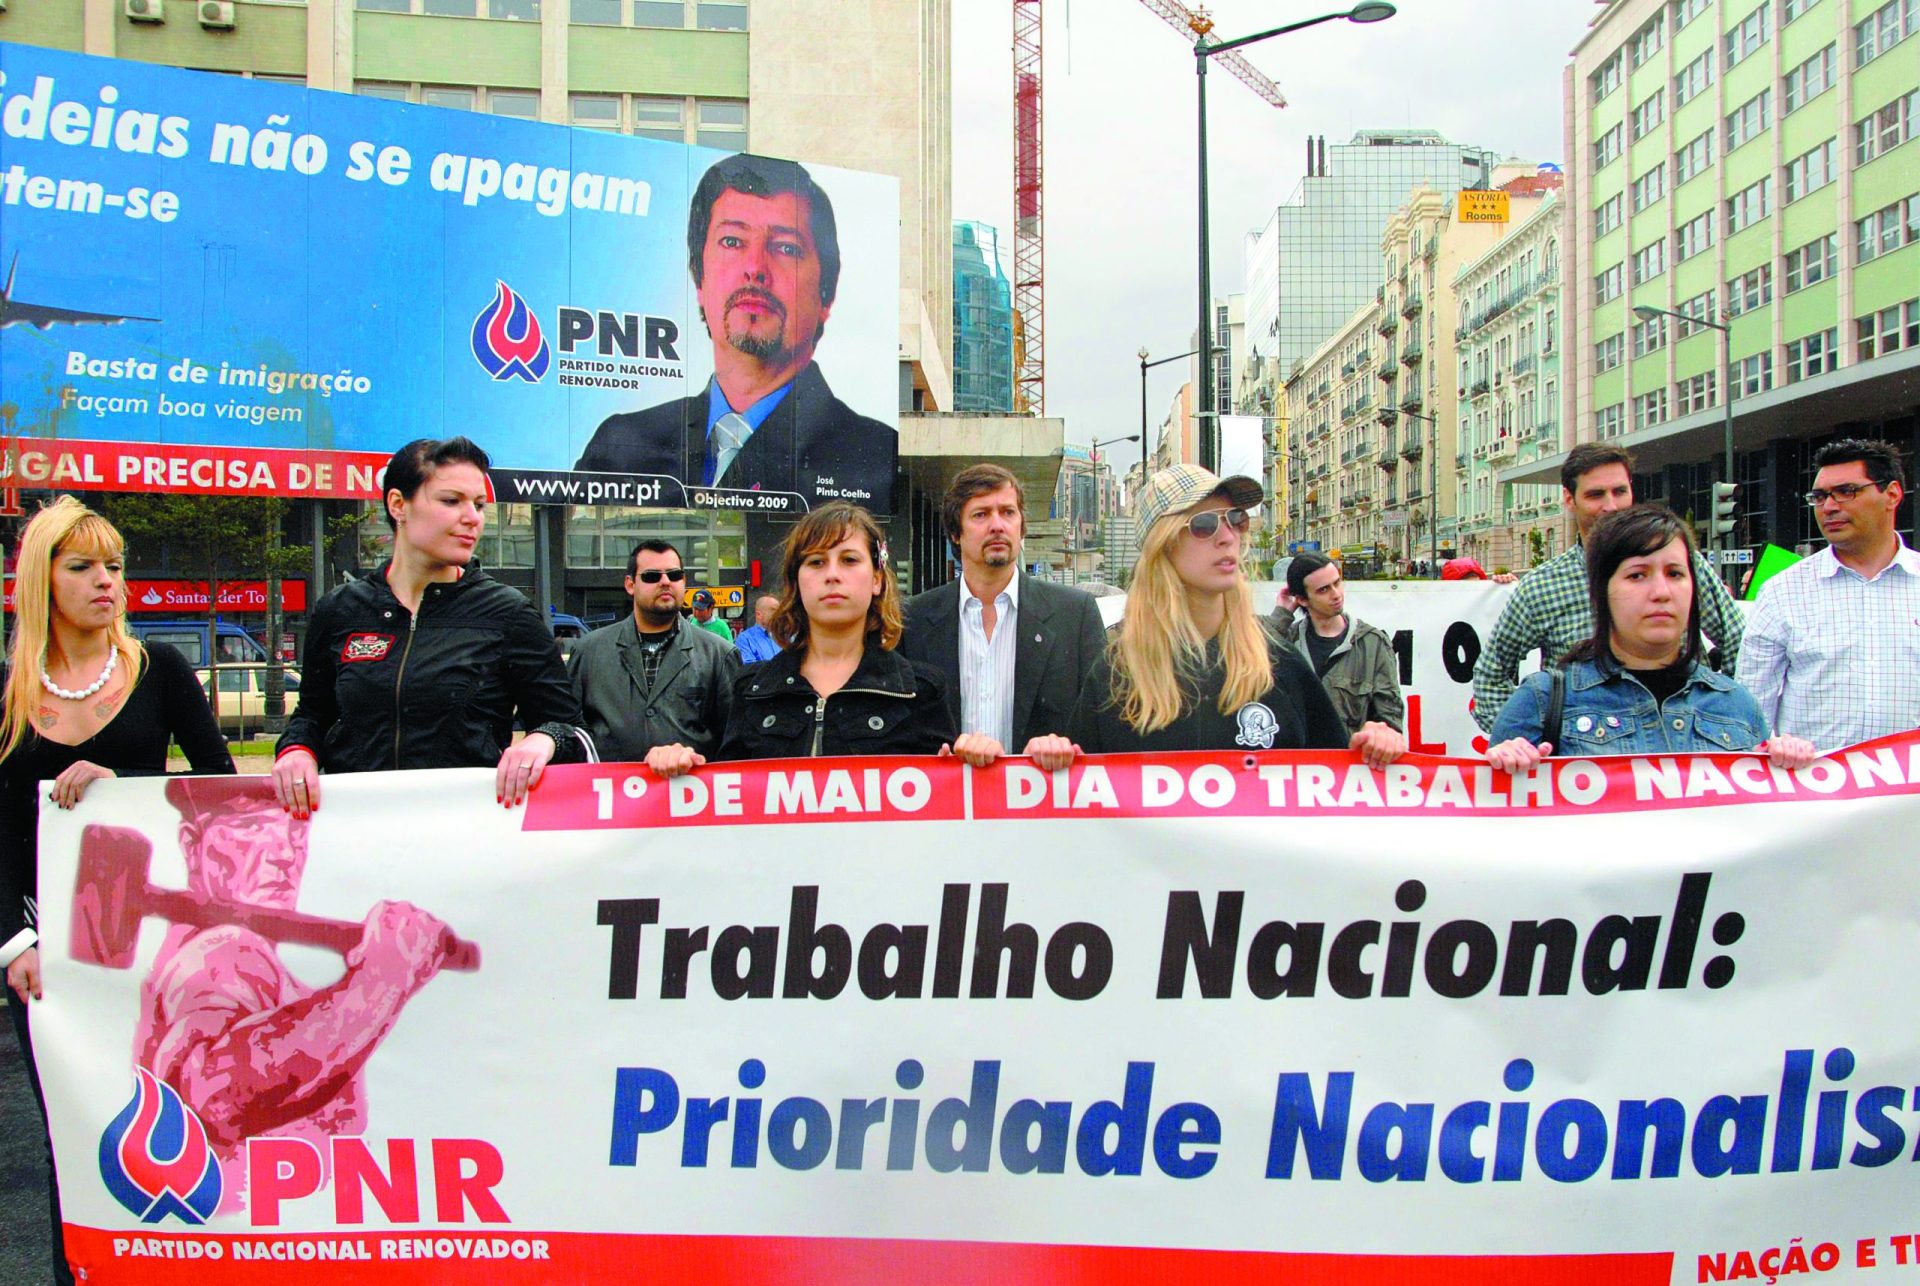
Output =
[{"x1": 2, "y1": 1030, "x2": 54, "y2": 1283}]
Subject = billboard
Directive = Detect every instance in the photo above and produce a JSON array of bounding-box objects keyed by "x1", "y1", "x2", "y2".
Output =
[{"x1": 0, "y1": 44, "x2": 900, "y2": 514}]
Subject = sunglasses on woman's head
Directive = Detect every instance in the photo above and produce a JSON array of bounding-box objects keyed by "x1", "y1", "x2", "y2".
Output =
[
  {"x1": 1184, "y1": 508, "x2": 1252, "y2": 539},
  {"x1": 634, "y1": 569, "x2": 687, "y2": 584}
]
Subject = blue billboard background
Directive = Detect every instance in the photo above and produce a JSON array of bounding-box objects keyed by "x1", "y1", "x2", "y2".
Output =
[{"x1": 0, "y1": 44, "x2": 900, "y2": 510}]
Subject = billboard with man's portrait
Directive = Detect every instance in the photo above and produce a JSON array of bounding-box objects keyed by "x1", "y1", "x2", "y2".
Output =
[{"x1": 0, "y1": 44, "x2": 900, "y2": 514}]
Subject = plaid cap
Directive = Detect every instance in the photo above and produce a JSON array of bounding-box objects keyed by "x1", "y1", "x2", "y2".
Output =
[{"x1": 1134, "y1": 465, "x2": 1265, "y2": 548}]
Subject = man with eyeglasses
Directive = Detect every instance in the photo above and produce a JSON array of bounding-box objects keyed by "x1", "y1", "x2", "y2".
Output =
[
  {"x1": 1738, "y1": 438, "x2": 1920, "y2": 749},
  {"x1": 568, "y1": 539, "x2": 740, "y2": 764},
  {"x1": 1472, "y1": 442, "x2": 1745, "y2": 733}
]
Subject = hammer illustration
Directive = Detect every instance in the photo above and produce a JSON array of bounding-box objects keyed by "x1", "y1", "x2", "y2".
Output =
[{"x1": 70, "y1": 825, "x2": 481, "y2": 971}]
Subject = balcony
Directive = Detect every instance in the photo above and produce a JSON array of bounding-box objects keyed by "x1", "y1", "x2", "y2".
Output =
[
  {"x1": 1470, "y1": 378, "x2": 1492, "y2": 399},
  {"x1": 1399, "y1": 391, "x2": 1424, "y2": 413},
  {"x1": 1535, "y1": 419, "x2": 1560, "y2": 442},
  {"x1": 1400, "y1": 435, "x2": 1424, "y2": 460},
  {"x1": 1378, "y1": 314, "x2": 1400, "y2": 336},
  {"x1": 1402, "y1": 336, "x2": 1424, "y2": 364},
  {"x1": 1355, "y1": 350, "x2": 1373, "y2": 368},
  {"x1": 1513, "y1": 353, "x2": 1538, "y2": 378},
  {"x1": 1351, "y1": 490, "x2": 1373, "y2": 507},
  {"x1": 1487, "y1": 437, "x2": 1515, "y2": 462},
  {"x1": 1377, "y1": 286, "x2": 1386, "y2": 304},
  {"x1": 1377, "y1": 407, "x2": 1399, "y2": 426},
  {"x1": 1422, "y1": 234, "x2": 1438, "y2": 262},
  {"x1": 1377, "y1": 446, "x2": 1399, "y2": 471},
  {"x1": 1341, "y1": 360, "x2": 1355, "y2": 376},
  {"x1": 1401, "y1": 290, "x2": 1425, "y2": 319}
]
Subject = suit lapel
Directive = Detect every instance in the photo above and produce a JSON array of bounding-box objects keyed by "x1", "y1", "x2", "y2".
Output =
[
  {"x1": 924, "y1": 583, "x2": 962, "y2": 683},
  {"x1": 650, "y1": 625, "x2": 695, "y2": 697},
  {"x1": 1011, "y1": 575, "x2": 1054, "y2": 744},
  {"x1": 615, "y1": 619, "x2": 651, "y2": 696}
]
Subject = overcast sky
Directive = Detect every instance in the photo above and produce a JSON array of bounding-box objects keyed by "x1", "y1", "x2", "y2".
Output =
[{"x1": 951, "y1": 0, "x2": 1598, "y2": 449}]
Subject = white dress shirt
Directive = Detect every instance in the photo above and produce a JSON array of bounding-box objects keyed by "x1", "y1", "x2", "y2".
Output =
[
  {"x1": 1737, "y1": 540, "x2": 1920, "y2": 748},
  {"x1": 958, "y1": 574, "x2": 1020, "y2": 749}
]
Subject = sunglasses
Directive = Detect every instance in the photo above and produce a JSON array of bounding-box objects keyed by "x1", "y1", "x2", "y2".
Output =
[
  {"x1": 1184, "y1": 508, "x2": 1252, "y2": 539},
  {"x1": 633, "y1": 568, "x2": 687, "y2": 584}
]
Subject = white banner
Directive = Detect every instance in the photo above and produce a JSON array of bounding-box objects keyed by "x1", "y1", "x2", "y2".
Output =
[{"x1": 30, "y1": 741, "x2": 1920, "y2": 1284}]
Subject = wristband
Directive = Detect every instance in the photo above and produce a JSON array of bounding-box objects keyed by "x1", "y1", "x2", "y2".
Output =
[{"x1": 0, "y1": 928, "x2": 37, "y2": 971}]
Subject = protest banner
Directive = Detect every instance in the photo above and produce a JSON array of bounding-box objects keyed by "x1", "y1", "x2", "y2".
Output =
[
  {"x1": 0, "y1": 44, "x2": 899, "y2": 512},
  {"x1": 25, "y1": 736, "x2": 1920, "y2": 1283}
]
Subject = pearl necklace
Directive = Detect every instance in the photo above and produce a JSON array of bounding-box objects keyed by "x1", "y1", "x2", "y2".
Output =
[{"x1": 41, "y1": 647, "x2": 118, "y2": 702}]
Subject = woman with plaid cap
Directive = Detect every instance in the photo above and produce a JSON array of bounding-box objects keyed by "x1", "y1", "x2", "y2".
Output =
[{"x1": 1055, "y1": 466, "x2": 1406, "y2": 764}]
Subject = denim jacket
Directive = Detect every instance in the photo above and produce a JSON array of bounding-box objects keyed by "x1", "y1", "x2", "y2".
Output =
[{"x1": 1488, "y1": 653, "x2": 1771, "y2": 755}]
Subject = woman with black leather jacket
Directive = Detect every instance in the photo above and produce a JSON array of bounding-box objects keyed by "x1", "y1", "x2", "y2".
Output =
[
  {"x1": 646, "y1": 503, "x2": 962, "y2": 771},
  {"x1": 271, "y1": 437, "x2": 587, "y2": 815}
]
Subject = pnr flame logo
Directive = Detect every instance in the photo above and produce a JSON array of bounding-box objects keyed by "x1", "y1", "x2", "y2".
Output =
[
  {"x1": 98, "y1": 1068, "x2": 222, "y2": 1224},
  {"x1": 470, "y1": 280, "x2": 551, "y2": 382}
]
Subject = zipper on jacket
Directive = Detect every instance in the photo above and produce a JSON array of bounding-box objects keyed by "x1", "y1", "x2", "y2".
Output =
[
  {"x1": 391, "y1": 609, "x2": 419, "y2": 768},
  {"x1": 807, "y1": 686, "x2": 911, "y2": 757}
]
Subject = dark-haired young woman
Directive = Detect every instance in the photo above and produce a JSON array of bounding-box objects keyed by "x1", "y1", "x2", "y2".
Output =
[
  {"x1": 1486, "y1": 504, "x2": 1815, "y2": 772},
  {"x1": 273, "y1": 437, "x2": 587, "y2": 814}
]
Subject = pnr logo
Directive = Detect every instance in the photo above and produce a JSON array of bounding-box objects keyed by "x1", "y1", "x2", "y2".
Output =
[
  {"x1": 98, "y1": 1068, "x2": 222, "y2": 1224},
  {"x1": 470, "y1": 280, "x2": 551, "y2": 382}
]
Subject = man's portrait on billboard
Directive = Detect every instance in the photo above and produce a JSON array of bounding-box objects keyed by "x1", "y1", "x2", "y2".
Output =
[{"x1": 573, "y1": 153, "x2": 896, "y2": 510}]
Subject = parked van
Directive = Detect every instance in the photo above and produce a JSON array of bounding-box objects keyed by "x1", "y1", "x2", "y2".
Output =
[
  {"x1": 130, "y1": 620, "x2": 269, "y2": 668},
  {"x1": 192, "y1": 663, "x2": 303, "y2": 736}
]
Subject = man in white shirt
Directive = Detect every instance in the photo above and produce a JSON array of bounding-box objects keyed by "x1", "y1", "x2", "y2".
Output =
[
  {"x1": 897, "y1": 464, "x2": 1107, "y2": 751},
  {"x1": 1738, "y1": 438, "x2": 1920, "y2": 749}
]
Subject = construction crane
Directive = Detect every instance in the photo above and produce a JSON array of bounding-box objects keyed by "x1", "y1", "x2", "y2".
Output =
[
  {"x1": 1135, "y1": 0, "x2": 1289, "y2": 107},
  {"x1": 1012, "y1": 0, "x2": 1044, "y2": 414}
]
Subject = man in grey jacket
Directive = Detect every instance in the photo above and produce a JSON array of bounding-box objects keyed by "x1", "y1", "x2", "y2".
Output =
[
  {"x1": 1282, "y1": 553, "x2": 1404, "y2": 735},
  {"x1": 568, "y1": 539, "x2": 740, "y2": 763}
]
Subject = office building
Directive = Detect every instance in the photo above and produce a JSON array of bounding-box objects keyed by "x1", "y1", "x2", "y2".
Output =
[{"x1": 952, "y1": 221, "x2": 1015, "y2": 414}]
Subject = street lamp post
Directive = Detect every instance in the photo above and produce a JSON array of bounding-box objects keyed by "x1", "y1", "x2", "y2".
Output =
[
  {"x1": 1633, "y1": 303, "x2": 1733, "y2": 564},
  {"x1": 1398, "y1": 408, "x2": 1441, "y2": 570},
  {"x1": 1138, "y1": 346, "x2": 1202, "y2": 484},
  {"x1": 1190, "y1": 2, "x2": 1396, "y2": 473}
]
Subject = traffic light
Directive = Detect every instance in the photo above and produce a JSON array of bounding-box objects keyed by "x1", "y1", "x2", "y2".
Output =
[{"x1": 1711, "y1": 481, "x2": 1739, "y2": 538}]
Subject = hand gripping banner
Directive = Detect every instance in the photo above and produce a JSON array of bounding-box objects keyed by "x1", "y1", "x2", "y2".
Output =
[{"x1": 27, "y1": 736, "x2": 1920, "y2": 1284}]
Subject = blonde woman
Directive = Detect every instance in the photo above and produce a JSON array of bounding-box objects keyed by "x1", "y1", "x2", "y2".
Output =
[
  {"x1": 1061, "y1": 466, "x2": 1405, "y2": 765},
  {"x1": 0, "y1": 497, "x2": 232, "y2": 1286}
]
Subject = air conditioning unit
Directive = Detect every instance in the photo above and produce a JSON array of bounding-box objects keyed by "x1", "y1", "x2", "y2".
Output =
[
  {"x1": 198, "y1": 0, "x2": 234, "y2": 26},
  {"x1": 126, "y1": 0, "x2": 164, "y2": 19}
]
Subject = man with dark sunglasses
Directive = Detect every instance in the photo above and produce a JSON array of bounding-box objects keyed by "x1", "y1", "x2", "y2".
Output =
[
  {"x1": 1738, "y1": 438, "x2": 1920, "y2": 749},
  {"x1": 567, "y1": 539, "x2": 740, "y2": 764}
]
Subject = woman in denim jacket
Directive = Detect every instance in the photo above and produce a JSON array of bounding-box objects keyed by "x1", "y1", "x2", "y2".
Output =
[{"x1": 1486, "y1": 506, "x2": 1816, "y2": 771}]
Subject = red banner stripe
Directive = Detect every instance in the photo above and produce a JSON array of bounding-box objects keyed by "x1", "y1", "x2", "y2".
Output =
[{"x1": 65, "y1": 1227, "x2": 1675, "y2": 1285}]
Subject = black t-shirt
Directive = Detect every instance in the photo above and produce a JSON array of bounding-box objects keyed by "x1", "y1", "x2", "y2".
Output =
[
  {"x1": 1304, "y1": 621, "x2": 1348, "y2": 679},
  {"x1": 1067, "y1": 632, "x2": 1348, "y2": 754},
  {"x1": 1617, "y1": 650, "x2": 1693, "y2": 705}
]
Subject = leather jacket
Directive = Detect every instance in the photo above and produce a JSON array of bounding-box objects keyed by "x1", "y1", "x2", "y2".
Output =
[
  {"x1": 716, "y1": 641, "x2": 957, "y2": 760},
  {"x1": 278, "y1": 563, "x2": 586, "y2": 773},
  {"x1": 568, "y1": 616, "x2": 740, "y2": 762}
]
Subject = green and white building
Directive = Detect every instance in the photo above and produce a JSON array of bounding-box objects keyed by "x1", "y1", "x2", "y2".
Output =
[{"x1": 1551, "y1": 0, "x2": 1918, "y2": 549}]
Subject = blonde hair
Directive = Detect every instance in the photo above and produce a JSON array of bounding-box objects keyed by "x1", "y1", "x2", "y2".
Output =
[
  {"x1": 1, "y1": 498, "x2": 146, "y2": 762},
  {"x1": 1107, "y1": 512, "x2": 1271, "y2": 734}
]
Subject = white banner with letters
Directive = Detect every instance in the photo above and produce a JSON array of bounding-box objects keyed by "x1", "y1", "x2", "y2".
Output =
[{"x1": 28, "y1": 737, "x2": 1920, "y2": 1284}]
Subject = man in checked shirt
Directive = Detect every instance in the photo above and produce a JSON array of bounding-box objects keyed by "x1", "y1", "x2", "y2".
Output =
[
  {"x1": 1737, "y1": 439, "x2": 1920, "y2": 750},
  {"x1": 1471, "y1": 443, "x2": 1745, "y2": 733}
]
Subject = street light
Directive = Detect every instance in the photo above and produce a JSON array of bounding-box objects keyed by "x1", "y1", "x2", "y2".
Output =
[
  {"x1": 1191, "y1": 3, "x2": 1396, "y2": 472},
  {"x1": 1633, "y1": 302, "x2": 1734, "y2": 565},
  {"x1": 1398, "y1": 408, "x2": 1441, "y2": 569},
  {"x1": 1139, "y1": 346, "x2": 1203, "y2": 483}
]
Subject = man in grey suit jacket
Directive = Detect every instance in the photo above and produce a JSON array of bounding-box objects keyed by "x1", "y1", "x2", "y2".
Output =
[
  {"x1": 568, "y1": 539, "x2": 740, "y2": 763},
  {"x1": 897, "y1": 464, "x2": 1107, "y2": 752}
]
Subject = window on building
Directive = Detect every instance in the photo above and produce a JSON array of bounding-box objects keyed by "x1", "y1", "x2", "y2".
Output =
[
  {"x1": 1594, "y1": 194, "x2": 1625, "y2": 238},
  {"x1": 487, "y1": 0, "x2": 540, "y2": 17},
  {"x1": 695, "y1": 99, "x2": 748, "y2": 150},
  {"x1": 1725, "y1": 3, "x2": 1770, "y2": 68},
  {"x1": 1728, "y1": 350, "x2": 1774, "y2": 399},
  {"x1": 1632, "y1": 239, "x2": 1668, "y2": 284},
  {"x1": 571, "y1": 0, "x2": 622, "y2": 22},
  {"x1": 1595, "y1": 263, "x2": 1625, "y2": 303},
  {"x1": 631, "y1": 97, "x2": 685, "y2": 141},
  {"x1": 1855, "y1": 0, "x2": 1916, "y2": 66},
  {"x1": 355, "y1": 81, "x2": 410, "y2": 99},
  {"x1": 489, "y1": 90, "x2": 539, "y2": 119},
  {"x1": 1675, "y1": 291, "x2": 1717, "y2": 337},
  {"x1": 419, "y1": 86, "x2": 478, "y2": 111},
  {"x1": 1675, "y1": 370, "x2": 1718, "y2": 414},
  {"x1": 1726, "y1": 90, "x2": 1772, "y2": 152},
  {"x1": 1854, "y1": 90, "x2": 1917, "y2": 166},
  {"x1": 1632, "y1": 90, "x2": 1666, "y2": 141},
  {"x1": 1783, "y1": 140, "x2": 1837, "y2": 203},
  {"x1": 570, "y1": 94, "x2": 621, "y2": 129},
  {"x1": 1596, "y1": 334, "x2": 1625, "y2": 372},
  {"x1": 1784, "y1": 328, "x2": 1839, "y2": 382},
  {"x1": 1673, "y1": 0, "x2": 1712, "y2": 30},
  {"x1": 1724, "y1": 177, "x2": 1772, "y2": 235},
  {"x1": 1784, "y1": 234, "x2": 1838, "y2": 291},
  {"x1": 1545, "y1": 309, "x2": 1557, "y2": 351},
  {"x1": 1854, "y1": 195, "x2": 1919, "y2": 264},
  {"x1": 1631, "y1": 164, "x2": 1667, "y2": 212},
  {"x1": 1593, "y1": 124, "x2": 1625, "y2": 170},
  {"x1": 1630, "y1": 14, "x2": 1666, "y2": 66},
  {"x1": 1673, "y1": 49, "x2": 1714, "y2": 108},
  {"x1": 696, "y1": 0, "x2": 748, "y2": 29},
  {"x1": 1675, "y1": 210, "x2": 1716, "y2": 261},
  {"x1": 1592, "y1": 52, "x2": 1624, "y2": 104},
  {"x1": 1674, "y1": 130, "x2": 1715, "y2": 185},
  {"x1": 420, "y1": 0, "x2": 475, "y2": 14},
  {"x1": 1633, "y1": 312, "x2": 1668, "y2": 358},
  {"x1": 1856, "y1": 298, "x2": 1920, "y2": 359},
  {"x1": 1782, "y1": 0, "x2": 1820, "y2": 20},
  {"x1": 1783, "y1": 44, "x2": 1835, "y2": 114},
  {"x1": 1595, "y1": 403, "x2": 1625, "y2": 439},
  {"x1": 1726, "y1": 265, "x2": 1773, "y2": 316},
  {"x1": 1633, "y1": 389, "x2": 1669, "y2": 430}
]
